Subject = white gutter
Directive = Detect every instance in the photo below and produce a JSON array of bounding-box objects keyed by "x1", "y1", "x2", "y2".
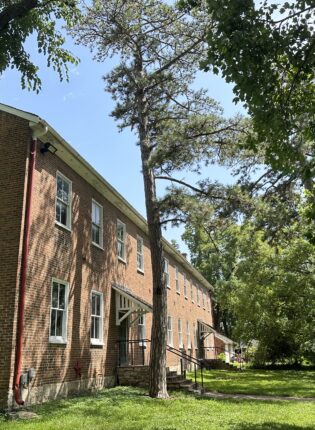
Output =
[{"x1": 0, "y1": 103, "x2": 214, "y2": 293}]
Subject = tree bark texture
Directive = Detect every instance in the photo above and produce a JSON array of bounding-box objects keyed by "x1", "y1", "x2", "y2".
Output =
[{"x1": 137, "y1": 88, "x2": 168, "y2": 398}]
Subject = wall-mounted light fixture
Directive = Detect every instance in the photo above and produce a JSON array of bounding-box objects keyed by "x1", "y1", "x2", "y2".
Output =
[{"x1": 40, "y1": 142, "x2": 57, "y2": 155}]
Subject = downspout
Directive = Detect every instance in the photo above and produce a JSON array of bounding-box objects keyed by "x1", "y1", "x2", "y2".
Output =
[{"x1": 13, "y1": 122, "x2": 48, "y2": 405}]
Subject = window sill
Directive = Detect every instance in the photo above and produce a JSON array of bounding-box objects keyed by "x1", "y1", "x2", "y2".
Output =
[
  {"x1": 118, "y1": 256, "x2": 127, "y2": 264},
  {"x1": 137, "y1": 268, "x2": 145, "y2": 275},
  {"x1": 167, "y1": 285, "x2": 171, "y2": 290},
  {"x1": 176, "y1": 291, "x2": 180, "y2": 295},
  {"x1": 55, "y1": 221, "x2": 71, "y2": 233},
  {"x1": 90, "y1": 340, "x2": 104, "y2": 347},
  {"x1": 49, "y1": 337, "x2": 67, "y2": 345},
  {"x1": 92, "y1": 242, "x2": 104, "y2": 251},
  {"x1": 191, "y1": 300, "x2": 195, "y2": 304}
]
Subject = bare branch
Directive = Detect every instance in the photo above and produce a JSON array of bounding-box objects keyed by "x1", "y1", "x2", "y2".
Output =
[{"x1": 155, "y1": 175, "x2": 227, "y2": 200}]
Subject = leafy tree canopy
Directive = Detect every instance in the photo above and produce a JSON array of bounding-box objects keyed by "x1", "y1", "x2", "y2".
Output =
[
  {"x1": 181, "y1": 187, "x2": 315, "y2": 364},
  {"x1": 180, "y1": 0, "x2": 315, "y2": 190},
  {"x1": 0, "y1": 0, "x2": 80, "y2": 91}
]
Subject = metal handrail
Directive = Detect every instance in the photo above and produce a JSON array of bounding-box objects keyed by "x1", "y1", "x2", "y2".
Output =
[
  {"x1": 116, "y1": 339, "x2": 204, "y2": 390},
  {"x1": 166, "y1": 345, "x2": 203, "y2": 367}
]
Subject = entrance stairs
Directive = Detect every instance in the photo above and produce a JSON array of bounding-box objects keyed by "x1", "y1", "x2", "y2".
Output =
[{"x1": 167, "y1": 370, "x2": 203, "y2": 394}]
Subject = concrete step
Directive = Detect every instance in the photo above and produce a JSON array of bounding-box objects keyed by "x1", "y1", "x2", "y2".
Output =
[
  {"x1": 167, "y1": 379, "x2": 193, "y2": 389},
  {"x1": 167, "y1": 375, "x2": 188, "y2": 382},
  {"x1": 167, "y1": 371, "x2": 178, "y2": 377}
]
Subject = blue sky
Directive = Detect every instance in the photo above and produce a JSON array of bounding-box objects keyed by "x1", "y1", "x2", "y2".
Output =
[{"x1": 0, "y1": 34, "x2": 244, "y2": 255}]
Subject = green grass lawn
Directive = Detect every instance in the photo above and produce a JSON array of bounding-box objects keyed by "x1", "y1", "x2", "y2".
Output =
[
  {"x1": 189, "y1": 369, "x2": 315, "y2": 398},
  {"x1": 0, "y1": 387, "x2": 315, "y2": 430}
]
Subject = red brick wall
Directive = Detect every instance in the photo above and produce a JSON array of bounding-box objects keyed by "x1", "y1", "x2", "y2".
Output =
[
  {"x1": 0, "y1": 112, "x2": 30, "y2": 408},
  {"x1": 1, "y1": 111, "x2": 214, "y2": 405}
]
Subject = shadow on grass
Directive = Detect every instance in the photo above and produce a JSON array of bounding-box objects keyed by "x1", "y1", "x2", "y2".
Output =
[
  {"x1": 235, "y1": 423, "x2": 315, "y2": 430},
  {"x1": 31, "y1": 387, "x2": 149, "y2": 418}
]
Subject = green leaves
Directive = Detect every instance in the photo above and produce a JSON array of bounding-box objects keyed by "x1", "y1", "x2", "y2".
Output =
[
  {"x1": 0, "y1": 0, "x2": 80, "y2": 91},
  {"x1": 182, "y1": 190, "x2": 315, "y2": 363},
  {"x1": 183, "y1": 0, "x2": 315, "y2": 193}
]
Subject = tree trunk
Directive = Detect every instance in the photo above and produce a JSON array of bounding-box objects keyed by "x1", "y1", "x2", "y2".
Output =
[{"x1": 137, "y1": 91, "x2": 168, "y2": 399}]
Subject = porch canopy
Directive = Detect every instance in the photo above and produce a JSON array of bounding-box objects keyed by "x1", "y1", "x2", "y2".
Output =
[
  {"x1": 113, "y1": 284, "x2": 152, "y2": 326},
  {"x1": 198, "y1": 320, "x2": 234, "y2": 345}
]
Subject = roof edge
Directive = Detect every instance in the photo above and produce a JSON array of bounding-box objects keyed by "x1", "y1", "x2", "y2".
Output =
[{"x1": 0, "y1": 103, "x2": 214, "y2": 293}]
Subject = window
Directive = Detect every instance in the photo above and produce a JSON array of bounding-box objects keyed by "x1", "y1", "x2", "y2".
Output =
[
  {"x1": 55, "y1": 172, "x2": 72, "y2": 229},
  {"x1": 92, "y1": 200, "x2": 103, "y2": 248},
  {"x1": 178, "y1": 319, "x2": 183, "y2": 348},
  {"x1": 167, "y1": 316, "x2": 173, "y2": 346},
  {"x1": 183, "y1": 274, "x2": 187, "y2": 298},
  {"x1": 137, "y1": 236, "x2": 144, "y2": 272},
  {"x1": 175, "y1": 267, "x2": 180, "y2": 293},
  {"x1": 164, "y1": 258, "x2": 170, "y2": 288},
  {"x1": 190, "y1": 280, "x2": 194, "y2": 302},
  {"x1": 117, "y1": 220, "x2": 126, "y2": 261},
  {"x1": 196, "y1": 285, "x2": 200, "y2": 306},
  {"x1": 202, "y1": 289, "x2": 205, "y2": 308},
  {"x1": 205, "y1": 334, "x2": 210, "y2": 350},
  {"x1": 91, "y1": 291, "x2": 103, "y2": 345},
  {"x1": 138, "y1": 314, "x2": 146, "y2": 345},
  {"x1": 50, "y1": 279, "x2": 68, "y2": 343},
  {"x1": 193, "y1": 322, "x2": 198, "y2": 349},
  {"x1": 186, "y1": 321, "x2": 191, "y2": 349}
]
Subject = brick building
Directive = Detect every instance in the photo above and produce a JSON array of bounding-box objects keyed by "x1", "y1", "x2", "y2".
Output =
[{"x1": 0, "y1": 104, "x2": 232, "y2": 409}]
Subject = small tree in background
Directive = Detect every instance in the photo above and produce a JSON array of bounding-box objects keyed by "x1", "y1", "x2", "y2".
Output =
[{"x1": 72, "y1": 0, "x2": 244, "y2": 397}]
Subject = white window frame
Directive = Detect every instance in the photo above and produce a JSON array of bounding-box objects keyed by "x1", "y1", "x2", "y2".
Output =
[
  {"x1": 183, "y1": 273, "x2": 187, "y2": 298},
  {"x1": 164, "y1": 258, "x2": 170, "y2": 289},
  {"x1": 49, "y1": 278, "x2": 69, "y2": 344},
  {"x1": 193, "y1": 322, "x2": 198, "y2": 349},
  {"x1": 190, "y1": 280, "x2": 194, "y2": 303},
  {"x1": 137, "y1": 235, "x2": 144, "y2": 273},
  {"x1": 196, "y1": 285, "x2": 200, "y2": 306},
  {"x1": 55, "y1": 171, "x2": 72, "y2": 231},
  {"x1": 175, "y1": 266, "x2": 180, "y2": 293},
  {"x1": 186, "y1": 321, "x2": 191, "y2": 350},
  {"x1": 91, "y1": 199, "x2": 103, "y2": 249},
  {"x1": 117, "y1": 219, "x2": 126, "y2": 262},
  {"x1": 178, "y1": 318, "x2": 183, "y2": 348},
  {"x1": 138, "y1": 314, "x2": 146, "y2": 346},
  {"x1": 202, "y1": 288, "x2": 205, "y2": 309},
  {"x1": 90, "y1": 291, "x2": 104, "y2": 346},
  {"x1": 167, "y1": 316, "x2": 173, "y2": 346}
]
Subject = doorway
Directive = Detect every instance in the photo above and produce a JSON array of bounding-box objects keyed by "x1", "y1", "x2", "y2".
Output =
[{"x1": 119, "y1": 315, "x2": 129, "y2": 365}]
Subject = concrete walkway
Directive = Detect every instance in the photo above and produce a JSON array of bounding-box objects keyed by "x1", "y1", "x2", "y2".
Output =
[{"x1": 200, "y1": 391, "x2": 315, "y2": 402}]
